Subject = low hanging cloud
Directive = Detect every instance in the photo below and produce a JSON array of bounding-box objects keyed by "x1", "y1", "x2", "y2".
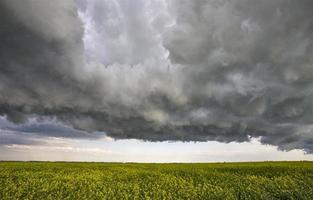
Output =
[{"x1": 1, "y1": 0, "x2": 313, "y2": 153}]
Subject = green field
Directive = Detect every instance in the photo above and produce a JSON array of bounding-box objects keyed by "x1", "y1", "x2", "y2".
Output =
[{"x1": 0, "y1": 162, "x2": 313, "y2": 200}]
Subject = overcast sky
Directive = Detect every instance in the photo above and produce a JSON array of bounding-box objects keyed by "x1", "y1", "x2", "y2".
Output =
[{"x1": 1, "y1": 0, "x2": 313, "y2": 162}]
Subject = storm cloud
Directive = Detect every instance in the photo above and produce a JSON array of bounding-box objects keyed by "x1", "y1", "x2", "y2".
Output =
[{"x1": 1, "y1": 0, "x2": 313, "y2": 152}]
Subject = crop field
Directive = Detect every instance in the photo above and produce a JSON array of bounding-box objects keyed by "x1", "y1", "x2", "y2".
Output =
[{"x1": 0, "y1": 162, "x2": 313, "y2": 200}]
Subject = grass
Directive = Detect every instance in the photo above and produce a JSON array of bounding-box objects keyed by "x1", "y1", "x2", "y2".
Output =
[{"x1": 0, "y1": 161, "x2": 313, "y2": 199}]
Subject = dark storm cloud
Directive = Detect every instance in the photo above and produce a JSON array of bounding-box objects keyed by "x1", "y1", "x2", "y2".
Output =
[{"x1": 1, "y1": 0, "x2": 313, "y2": 153}]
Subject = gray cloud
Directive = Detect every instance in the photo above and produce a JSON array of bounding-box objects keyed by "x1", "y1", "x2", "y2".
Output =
[
  {"x1": 0, "y1": 116, "x2": 104, "y2": 147},
  {"x1": 1, "y1": 0, "x2": 313, "y2": 153},
  {"x1": 0, "y1": 131, "x2": 42, "y2": 146}
]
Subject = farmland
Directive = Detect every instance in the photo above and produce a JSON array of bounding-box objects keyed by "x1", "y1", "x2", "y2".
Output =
[{"x1": 0, "y1": 161, "x2": 313, "y2": 200}]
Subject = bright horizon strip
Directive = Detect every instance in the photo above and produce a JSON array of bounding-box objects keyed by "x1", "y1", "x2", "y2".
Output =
[{"x1": 1, "y1": 137, "x2": 312, "y2": 162}]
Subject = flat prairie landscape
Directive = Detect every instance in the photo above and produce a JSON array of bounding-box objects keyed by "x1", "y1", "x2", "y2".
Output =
[{"x1": 0, "y1": 162, "x2": 313, "y2": 200}]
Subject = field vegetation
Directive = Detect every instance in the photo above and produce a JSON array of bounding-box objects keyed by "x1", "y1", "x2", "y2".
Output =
[{"x1": 0, "y1": 161, "x2": 313, "y2": 199}]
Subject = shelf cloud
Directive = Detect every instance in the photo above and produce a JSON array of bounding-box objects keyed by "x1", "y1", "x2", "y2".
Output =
[{"x1": 1, "y1": 0, "x2": 313, "y2": 152}]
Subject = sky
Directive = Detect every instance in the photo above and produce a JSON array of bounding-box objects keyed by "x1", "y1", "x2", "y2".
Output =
[{"x1": 1, "y1": 0, "x2": 313, "y2": 162}]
